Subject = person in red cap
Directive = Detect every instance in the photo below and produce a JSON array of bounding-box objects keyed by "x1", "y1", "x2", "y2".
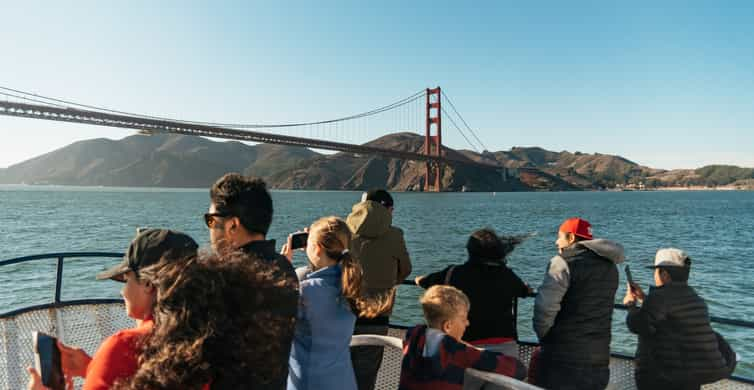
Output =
[{"x1": 533, "y1": 217, "x2": 625, "y2": 390}]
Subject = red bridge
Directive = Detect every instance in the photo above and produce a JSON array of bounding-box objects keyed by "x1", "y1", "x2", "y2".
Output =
[{"x1": 0, "y1": 86, "x2": 539, "y2": 191}]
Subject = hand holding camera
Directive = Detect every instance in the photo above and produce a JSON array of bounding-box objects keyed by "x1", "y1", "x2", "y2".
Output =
[{"x1": 281, "y1": 230, "x2": 309, "y2": 263}]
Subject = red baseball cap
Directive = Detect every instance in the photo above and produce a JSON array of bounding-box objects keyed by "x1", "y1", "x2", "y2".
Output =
[{"x1": 559, "y1": 217, "x2": 593, "y2": 240}]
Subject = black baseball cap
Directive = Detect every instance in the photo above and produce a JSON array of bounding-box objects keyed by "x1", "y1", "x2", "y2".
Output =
[
  {"x1": 96, "y1": 228, "x2": 198, "y2": 282},
  {"x1": 362, "y1": 189, "x2": 394, "y2": 208}
]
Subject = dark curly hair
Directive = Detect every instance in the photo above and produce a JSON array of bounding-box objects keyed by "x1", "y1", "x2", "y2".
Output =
[
  {"x1": 466, "y1": 228, "x2": 530, "y2": 264},
  {"x1": 113, "y1": 250, "x2": 297, "y2": 389},
  {"x1": 210, "y1": 173, "x2": 273, "y2": 235}
]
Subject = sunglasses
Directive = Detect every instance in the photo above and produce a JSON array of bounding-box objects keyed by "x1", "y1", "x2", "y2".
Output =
[{"x1": 204, "y1": 212, "x2": 230, "y2": 228}]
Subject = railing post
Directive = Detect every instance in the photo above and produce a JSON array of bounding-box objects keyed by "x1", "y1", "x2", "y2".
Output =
[{"x1": 54, "y1": 256, "x2": 64, "y2": 304}]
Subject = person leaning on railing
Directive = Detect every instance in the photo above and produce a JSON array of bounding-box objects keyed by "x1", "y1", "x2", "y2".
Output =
[
  {"x1": 26, "y1": 229, "x2": 198, "y2": 390},
  {"x1": 624, "y1": 248, "x2": 737, "y2": 390},
  {"x1": 415, "y1": 228, "x2": 533, "y2": 357}
]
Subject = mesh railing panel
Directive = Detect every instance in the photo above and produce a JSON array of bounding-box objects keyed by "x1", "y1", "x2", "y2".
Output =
[
  {"x1": 1, "y1": 304, "x2": 751, "y2": 390},
  {"x1": 0, "y1": 303, "x2": 133, "y2": 390},
  {"x1": 376, "y1": 327, "x2": 407, "y2": 390},
  {"x1": 515, "y1": 344, "x2": 750, "y2": 390}
]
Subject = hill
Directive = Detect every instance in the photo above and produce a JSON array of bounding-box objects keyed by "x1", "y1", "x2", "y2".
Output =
[
  {"x1": 0, "y1": 134, "x2": 318, "y2": 188},
  {"x1": 1, "y1": 132, "x2": 750, "y2": 191}
]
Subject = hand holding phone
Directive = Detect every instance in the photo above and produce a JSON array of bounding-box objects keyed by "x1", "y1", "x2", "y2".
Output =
[
  {"x1": 625, "y1": 265, "x2": 636, "y2": 288},
  {"x1": 33, "y1": 331, "x2": 65, "y2": 390},
  {"x1": 290, "y1": 232, "x2": 309, "y2": 250},
  {"x1": 624, "y1": 265, "x2": 645, "y2": 301}
]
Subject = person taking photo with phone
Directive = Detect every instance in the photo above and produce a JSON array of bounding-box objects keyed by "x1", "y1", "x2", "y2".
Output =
[
  {"x1": 624, "y1": 248, "x2": 736, "y2": 390},
  {"x1": 281, "y1": 216, "x2": 395, "y2": 390},
  {"x1": 27, "y1": 229, "x2": 198, "y2": 390}
]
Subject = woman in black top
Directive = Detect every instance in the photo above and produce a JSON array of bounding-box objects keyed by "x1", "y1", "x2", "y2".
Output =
[{"x1": 415, "y1": 228, "x2": 533, "y2": 344}]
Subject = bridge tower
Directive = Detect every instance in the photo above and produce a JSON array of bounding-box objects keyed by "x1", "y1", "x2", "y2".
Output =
[{"x1": 424, "y1": 87, "x2": 442, "y2": 192}]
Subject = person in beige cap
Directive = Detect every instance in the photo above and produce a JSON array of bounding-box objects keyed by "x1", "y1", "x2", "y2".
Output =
[{"x1": 624, "y1": 248, "x2": 736, "y2": 390}]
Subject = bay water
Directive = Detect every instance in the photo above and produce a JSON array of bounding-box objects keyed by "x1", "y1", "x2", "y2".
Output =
[{"x1": 1, "y1": 186, "x2": 752, "y2": 377}]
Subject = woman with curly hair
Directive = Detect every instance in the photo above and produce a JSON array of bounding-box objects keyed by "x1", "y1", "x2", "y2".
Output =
[
  {"x1": 114, "y1": 250, "x2": 298, "y2": 390},
  {"x1": 281, "y1": 216, "x2": 394, "y2": 390}
]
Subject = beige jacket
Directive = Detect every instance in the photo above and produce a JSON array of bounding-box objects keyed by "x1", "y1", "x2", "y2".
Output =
[{"x1": 346, "y1": 200, "x2": 412, "y2": 312}]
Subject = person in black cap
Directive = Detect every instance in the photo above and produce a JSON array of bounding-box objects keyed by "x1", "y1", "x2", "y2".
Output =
[
  {"x1": 206, "y1": 173, "x2": 299, "y2": 390},
  {"x1": 415, "y1": 228, "x2": 533, "y2": 353},
  {"x1": 624, "y1": 248, "x2": 735, "y2": 390},
  {"x1": 27, "y1": 228, "x2": 197, "y2": 390}
]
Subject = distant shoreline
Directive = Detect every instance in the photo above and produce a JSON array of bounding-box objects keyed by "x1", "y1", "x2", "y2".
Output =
[
  {"x1": 638, "y1": 186, "x2": 752, "y2": 192},
  {"x1": 1, "y1": 183, "x2": 752, "y2": 193}
]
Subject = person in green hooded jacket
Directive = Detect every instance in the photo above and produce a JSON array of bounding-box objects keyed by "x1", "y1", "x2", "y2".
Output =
[{"x1": 346, "y1": 189, "x2": 412, "y2": 390}]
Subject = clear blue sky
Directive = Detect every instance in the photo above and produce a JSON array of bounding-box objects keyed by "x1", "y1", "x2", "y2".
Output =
[{"x1": 1, "y1": 1, "x2": 752, "y2": 169}]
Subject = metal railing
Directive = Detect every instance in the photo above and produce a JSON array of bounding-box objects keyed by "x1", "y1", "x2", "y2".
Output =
[{"x1": 2, "y1": 252, "x2": 753, "y2": 385}]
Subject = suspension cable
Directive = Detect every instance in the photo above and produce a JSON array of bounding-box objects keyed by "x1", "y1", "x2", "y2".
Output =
[
  {"x1": 0, "y1": 86, "x2": 425, "y2": 129},
  {"x1": 442, "y1": 107, "x2": 479, "y2": 153},
  {"x1": 0, "y1": 91, "x2": 69, "y2": 109},
  {"x1": 442, "y1": 91, "x2": 489, "y2": 152}
]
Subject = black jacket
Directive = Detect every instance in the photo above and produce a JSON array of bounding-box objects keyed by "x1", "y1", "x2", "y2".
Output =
[
  {"x1": 627, "y1": 281, "x2": 733, "y2": 386},
  {"x1": 239, "y1": 240, "x2": 300, "y2": 390},
  {"x1": 534, "y1": 239, "x2": 624, "y2": 367},
  {"x1": 418, "y1": 257, "x2": 530, "y2": 341}
]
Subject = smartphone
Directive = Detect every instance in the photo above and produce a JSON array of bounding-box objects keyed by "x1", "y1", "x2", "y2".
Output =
[
  {"x1": 625, "y1": 265, "x2": 638, "y2": 291},
  {"x1": 290, "y1": 232, "x2": 309, "y2": 250},
  {"x1": 33, "y1": 331, "x2": 65, "y2": 390}
]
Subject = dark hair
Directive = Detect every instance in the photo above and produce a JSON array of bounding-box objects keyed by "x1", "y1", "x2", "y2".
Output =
[
  {"x1": 210, "y1": 173, "x2": 273, "y2": 235},
  {"x1": 661, "y1": 258, "x2": 692, "y2": 283},
  {"x1": 364, "y1": 189, "x2": 394, "y2": 208},
  {"x1": 114, "y1": 251, "x2": 297, "y2": 389},
  {"x1": 466, "y1": 228, "x2": 528, "y2": 263},
  {"x1": 310, "y1": 216, "x2": 395, "y2": 318}
]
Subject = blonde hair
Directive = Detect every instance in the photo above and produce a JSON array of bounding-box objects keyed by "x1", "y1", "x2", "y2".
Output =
[
  {"x1": 309, "y1": 216, "x2": 394, "y2": 318},
  {"x1": 420, "y1": 285, "x2": 470, "y2": 329}
]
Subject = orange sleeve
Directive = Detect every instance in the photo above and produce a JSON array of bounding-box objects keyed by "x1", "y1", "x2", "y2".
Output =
[{"x1": 83, "y1": 332, "x2": 140, "y2": 390}]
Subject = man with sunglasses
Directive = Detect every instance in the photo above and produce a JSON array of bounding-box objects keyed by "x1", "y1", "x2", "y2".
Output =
[{"x1": 206, "y1": 173, "x2": 299, "y2": 390}]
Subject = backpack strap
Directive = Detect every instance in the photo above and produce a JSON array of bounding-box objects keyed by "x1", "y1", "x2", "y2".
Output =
[{"x1": 444, "y1": 265, "x2": 456, "y2": 285}]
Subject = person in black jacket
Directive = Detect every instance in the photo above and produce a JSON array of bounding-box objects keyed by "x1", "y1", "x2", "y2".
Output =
[
  {"x1": 415, "y1": 228, "x2": 533, "y2": 352},
  {"x1": 624, "y1": 248, "x2": 735, "y2": 390},
  {"x1": 533, "y1": 217, "x2": 625, "y2": 390},
  {"x1": 206, "y1": 173, "x2": 299, "y2": 390}
]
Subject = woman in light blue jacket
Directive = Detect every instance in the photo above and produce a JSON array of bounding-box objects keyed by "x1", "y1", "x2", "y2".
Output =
[{"x1": 282, "y1": 216, "x2": 393, "y2": 390}]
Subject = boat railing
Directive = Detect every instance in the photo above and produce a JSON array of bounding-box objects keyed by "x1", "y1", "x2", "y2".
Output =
[{"x1": 1, "y1": 252, "x2": 753, "y2": 389}]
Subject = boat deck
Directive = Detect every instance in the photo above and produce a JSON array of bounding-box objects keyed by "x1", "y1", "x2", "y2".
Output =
[{"x1": 1, "y1": 301, "x2": 751, "y2": 390}]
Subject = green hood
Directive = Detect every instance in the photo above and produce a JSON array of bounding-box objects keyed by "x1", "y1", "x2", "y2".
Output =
[{"x1": 346, "y1": 200, "x2": 392, "y2": 238}]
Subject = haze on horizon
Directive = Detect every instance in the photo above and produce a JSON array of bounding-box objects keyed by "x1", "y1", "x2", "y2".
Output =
[{"x1": 1, "y1": 2, "x2": 753, "y2": 170}]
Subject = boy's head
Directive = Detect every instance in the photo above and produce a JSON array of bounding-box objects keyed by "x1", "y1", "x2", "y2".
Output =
[
  {"x1": 556, "y1": 217, "x2": 592, "y2": 253},
  {"x1": 420, "y1": 285, "x2": 470, "y2": 341}
]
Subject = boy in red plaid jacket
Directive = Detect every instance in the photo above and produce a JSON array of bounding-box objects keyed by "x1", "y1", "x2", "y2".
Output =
[{"x1": 399, "y1": 285, "x2": 526, "y2": 390}]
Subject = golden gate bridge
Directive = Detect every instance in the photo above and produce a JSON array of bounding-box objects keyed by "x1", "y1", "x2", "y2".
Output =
[{"x1": 0, "y1": 86, "x2": 538, "y2": 191}]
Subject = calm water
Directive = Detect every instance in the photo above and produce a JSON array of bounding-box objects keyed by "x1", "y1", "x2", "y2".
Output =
[{"x1": 1, "y1": 186, "x2": 752, "y2": 377}]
